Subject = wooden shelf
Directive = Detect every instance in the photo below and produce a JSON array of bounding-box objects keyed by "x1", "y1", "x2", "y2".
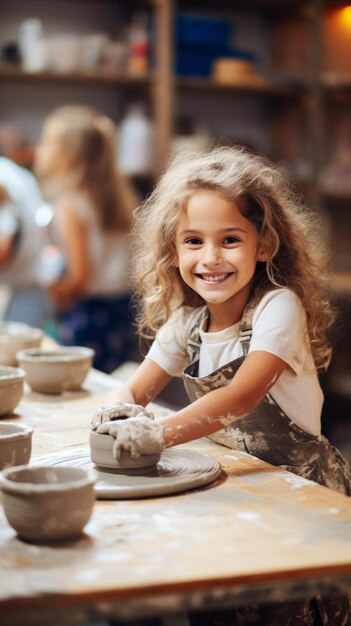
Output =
[
  {"x1": 0, "y1": 67, "x2": 305, "y2": 97},
  {"x1": 177, "y1": 77, "x2": 305, "y2": 97},
  {"x1": 177, "y1": 0, "x2": 307, "y2": 14},
  {"x1": 0, "y1": 66, "x2": 154, "y2": 88}
]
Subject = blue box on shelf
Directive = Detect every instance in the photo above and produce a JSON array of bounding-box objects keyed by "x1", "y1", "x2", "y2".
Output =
[
  {"x1": 176, "y1": 44, "x2": 231, "y2": 78},
  {"x1": 176, "y1": 14, "x2": 232, "y2": 48},
  {"x1": 176, "y1": 14, "x2": 234, "y2": 78}
]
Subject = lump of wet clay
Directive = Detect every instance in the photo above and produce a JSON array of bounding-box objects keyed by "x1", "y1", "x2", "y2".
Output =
[{"x1": 89, "y1": 421, "x2": 162, "y2": 471}]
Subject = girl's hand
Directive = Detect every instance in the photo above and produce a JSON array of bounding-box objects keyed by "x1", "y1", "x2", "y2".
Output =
[
  {"x1": 91, "y1": 401, "x2": 154, "y2": 430},
  {"x1": 96, "y1": 416, "x2": 165, "y2": 460},
  {"x1": 47, "y1": 280, "x2": 75, "y2": 311}
]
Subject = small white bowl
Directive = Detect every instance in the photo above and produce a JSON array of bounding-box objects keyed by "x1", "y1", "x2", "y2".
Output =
[
  {"x1": 0, "y1": 422, "x2": 33, "y2": 469},
  {"x1": 0, "y1": 322, "x2": 43, "y2": 366},
  {"x1": 0, "y1": 366, "x2": 25, "y2": 416},
  {"x1": 0, "y1": 465, "x2": 97, "y2": 542},
  {"x1": 16, "y1": 346, "x2": 94, "y2": 394},
  {"x1": 89, "y1": 428, "x2": 161, "y2": 472}
]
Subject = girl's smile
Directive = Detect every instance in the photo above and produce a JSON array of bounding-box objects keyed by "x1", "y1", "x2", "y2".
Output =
[
  {"x1": 175, "y1": 190, "x2": 267, "y2": 328},
  {"x1": 195, "y1": 272, "x2": 233, "y2": 288},
  {"x1": 195, "y1": 272, "x2": 233, "y2": 283}
]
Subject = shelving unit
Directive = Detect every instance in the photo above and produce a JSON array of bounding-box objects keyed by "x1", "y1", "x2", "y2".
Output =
[{"x1": 0, "y1": 0, "x2": 173, "y2": 173}]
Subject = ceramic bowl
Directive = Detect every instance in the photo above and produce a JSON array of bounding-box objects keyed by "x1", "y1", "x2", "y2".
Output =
[
  {"x1": 89, "y1": 428, "x2": 161, "y2": 472},
  {"x1": 0, "y1": 322, "x2": 43, "y2": 366},
  {"x1": 0, "y1": 422, "x2": 33, "y2": 469},
  {"x1": 0, "y1": 465, "x2": 97, "y2": 542},
  {"x1": 0, "y1": 366, "x2": 25, "y2": 416},
  {"x1": 16, "y1": 346, "x2": 94, "y2": 394}
]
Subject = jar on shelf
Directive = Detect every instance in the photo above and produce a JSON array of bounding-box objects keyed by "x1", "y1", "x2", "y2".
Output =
[
  {"x1": 118, "y1": 104, "x2": 154, "y2": 176},
  {"x1": 18, "y1": 18, "x2": 48, "y2": 72},
  {"x1": 128, "y1": 13, "x2": 149, "y2": 75}
]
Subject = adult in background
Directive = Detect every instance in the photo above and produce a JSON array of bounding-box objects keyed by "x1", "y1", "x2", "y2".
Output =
[{"x1": 0, "y1": 157, "x2": 52, "y2": 329}]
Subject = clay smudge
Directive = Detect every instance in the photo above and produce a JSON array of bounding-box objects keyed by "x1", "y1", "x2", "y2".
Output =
[
  {"x1": 236, "y1": 511, "x2": 259, "y2": 521},
  {"x1": 96, "y1": 552, "x2": 132, "y2": 563},
  {"x1": 244, "y1": 432, "x2": 269, "y2": 452},
  {"x1": 283, "y1": 474, "x2": 317, "y2": 489}
]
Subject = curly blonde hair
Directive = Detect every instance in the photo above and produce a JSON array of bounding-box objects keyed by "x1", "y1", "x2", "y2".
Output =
[{"x1": 133, "y1": 145, "x2": 334, "y2": 371}]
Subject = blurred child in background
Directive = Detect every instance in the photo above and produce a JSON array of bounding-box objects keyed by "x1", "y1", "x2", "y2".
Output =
[
  {"x1": 34, "y1": 106, "x2": 138, "y2": 372},
  {"x1": 0, "y1": 156, "x2": 52, "y2": 328}
]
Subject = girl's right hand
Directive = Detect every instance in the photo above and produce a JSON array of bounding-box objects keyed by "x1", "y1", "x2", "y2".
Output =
[
  {"x1": 91, "y1": 401, "x2": 154, "y2": 430},
  {"x1": 96, "y1": 416, "x2": 165, "y2": 460}
]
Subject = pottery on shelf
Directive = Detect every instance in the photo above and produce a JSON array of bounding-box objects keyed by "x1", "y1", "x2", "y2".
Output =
[
  {"x1": 0, "y1": 322, "x2": 43, "y2": 366},
  {"x1": 0, "y1": 422, "x2": 33, "y2": 469},
  {"x1": 16, "y1": 346, "x2": 94, "y2": 394},
  {"x1": 89, "y1": 428, "x2": 161, "y2": 471},
  {"x1": 0, "y1": 465, "x2": 97, "y2": 542},
  {"x1": 0, "y1": 366, "x2": 25, "y2": 416}
]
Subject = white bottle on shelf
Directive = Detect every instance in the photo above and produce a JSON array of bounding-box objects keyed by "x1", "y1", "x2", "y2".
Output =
[
  {"x1": 118, "y1": 104, "x2": 154, "y2": 176},
  {"x1": 18, "y1": 18, "x2": 47, "y2": 72}
]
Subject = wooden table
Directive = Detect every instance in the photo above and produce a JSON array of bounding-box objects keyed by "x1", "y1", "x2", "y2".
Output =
[{"x1": 1, "y1": 368, "x2": 351, "y2": 626}]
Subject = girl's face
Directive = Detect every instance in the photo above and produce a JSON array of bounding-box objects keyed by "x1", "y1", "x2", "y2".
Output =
[
  {"x1": 34, "y1": 121, "x2": 68, "y2": 179},
  {"x1": 175, "y1": 190, "x2": 268, "y2": 327}
]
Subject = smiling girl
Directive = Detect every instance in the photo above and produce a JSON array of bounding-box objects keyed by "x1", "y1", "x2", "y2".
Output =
[
  {"x1": 92, "y1": 144, "x2": 351, "y2": 624},
  {"x1": 94, "y1": 145, "x2": 351, "y2": 488}
]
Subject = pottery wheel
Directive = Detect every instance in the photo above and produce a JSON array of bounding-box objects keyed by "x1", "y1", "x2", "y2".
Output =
[{"x1": 32, "y1": 448, "x2": 222, "y2": 499}]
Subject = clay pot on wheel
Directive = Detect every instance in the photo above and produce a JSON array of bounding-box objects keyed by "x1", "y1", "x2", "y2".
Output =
[{"x1": 89, "y1": 428, "x2": 161, "y2": 472}]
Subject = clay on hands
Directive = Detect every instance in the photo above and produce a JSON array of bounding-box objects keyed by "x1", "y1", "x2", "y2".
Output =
[
  {"x1": 91, "y1": 401, "x2": 154, "y2": 430},
  {"x1": 96, "y1": 416, "x2": 165, "y2": 460}
]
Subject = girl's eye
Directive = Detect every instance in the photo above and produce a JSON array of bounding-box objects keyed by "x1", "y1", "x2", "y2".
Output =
[
  {"x1": 223, "y1": 236, "x2": 240, "y2": 245},
  {"x1": 185, "y1": 237, "x2": 202, "y2": 246}
]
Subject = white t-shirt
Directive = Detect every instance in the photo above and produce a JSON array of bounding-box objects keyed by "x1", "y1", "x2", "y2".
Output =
[
  {"x1": 147, "y1": 289, "x2": 324, "y2": 436},
  {"x1": 53, "y1": 193, "x2": 130, "y2": 298}
]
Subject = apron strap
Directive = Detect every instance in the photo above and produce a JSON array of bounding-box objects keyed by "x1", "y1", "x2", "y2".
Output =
[
  {"x1": 186, "y1": 302, "x2": 257, "y2": 361},
  {"x1": 239, "y1": 302, "x2": 255, "y2": 357},
  {"x1": 186, "y1": 307, "x2": 207, "y2": 362}
]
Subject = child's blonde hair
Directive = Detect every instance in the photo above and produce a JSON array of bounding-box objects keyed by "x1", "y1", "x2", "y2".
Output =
[
  {"x1": 40, "y1": 105, "x2": 136, "y2": 230},
  {"x1": 133, "y1": 145, "x2": 334, "y2": 371}
]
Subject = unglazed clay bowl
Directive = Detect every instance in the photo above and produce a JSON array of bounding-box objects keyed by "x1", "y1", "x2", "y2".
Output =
[
  {"x1": 0, "y1": 322, "x2": 43, "y2": 366},
  {"x1": 0, "y1": 465, "x2": 97, "y2": 542},
  {"x1": 0, "y1": 422, "x2": 33, "y2": 469},
  {"x1": 0, "y1": 366, "x2": 25, "y2": 416},
  {"x1": 16, "y1": 346, "x2": 94, "y2": 394},
  {"x1": 89, "y1": 428, "x2": 161, "y2": 472}
]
